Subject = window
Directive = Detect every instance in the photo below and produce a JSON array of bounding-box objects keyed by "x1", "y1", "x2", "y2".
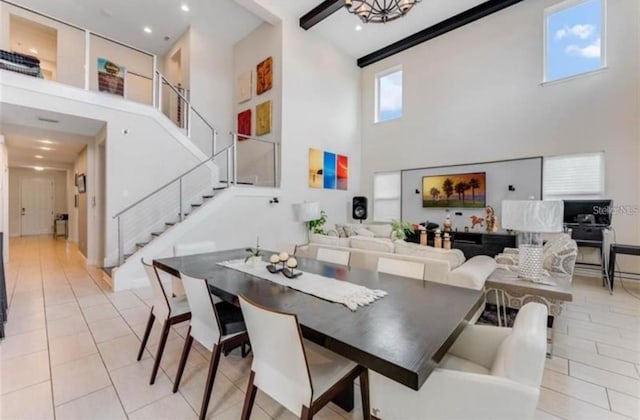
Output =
[
  {"x1": 543, "y1": 152, "x2": 605, "y2": 199},
  {"x1": 375, "y1": 67, "x2": 402, "y2": 122},
  {"x1": 373, "y1": 171, "x2": 401, "y2": 221},
  {"x1": 544, "y1": 0, "x2": 605, "y2": 82}
]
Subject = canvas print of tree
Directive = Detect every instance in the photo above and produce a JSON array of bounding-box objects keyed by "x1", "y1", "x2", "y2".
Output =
[{"x1": 422, "y1": 172, "x2": 486, "y2": 208}]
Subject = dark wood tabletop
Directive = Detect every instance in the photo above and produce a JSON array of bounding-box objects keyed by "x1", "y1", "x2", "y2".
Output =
[{"x1": 154, "y1": 249, "x2": 483, "y2": 390}]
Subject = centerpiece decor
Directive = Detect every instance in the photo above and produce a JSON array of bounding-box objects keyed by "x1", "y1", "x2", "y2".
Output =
[
  {"x1": 267, "y1": 252, "x2": 302, "y2": 279},
  {"x1": 244, "y1": 237, "x2": 262, "y2": 266}
]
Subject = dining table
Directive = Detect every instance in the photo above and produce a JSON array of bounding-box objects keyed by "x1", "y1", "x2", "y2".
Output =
[{"x1": 154, "y1": 249, "x2": 484, "y2": 411}]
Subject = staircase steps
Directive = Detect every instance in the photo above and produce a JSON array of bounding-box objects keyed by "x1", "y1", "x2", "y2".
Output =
[
  {"x1": 150, "y1": 231, "x2": 163, "y2": 237},
  {"x1": 136, "y1": 242, "x2": 149, "y2": 249},
  {"x1": 165, "y1": 221, "x2": 177, "y2": 227},
  {"x1": 124, "y1": 253, "x2": 134, "y2": 260},
  {"x1": 191, "y1": 203, "x2": 202, "y2": 208},
  {"x1": 202, "y1": 194, "x2": 214, "y2": 199}
]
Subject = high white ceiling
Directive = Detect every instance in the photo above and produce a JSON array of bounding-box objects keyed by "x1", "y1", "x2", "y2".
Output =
[
  {"x1": 1, "y1": 104, "x2": 103, "y2": 169},
  {"x1": 8, "y1": 0, "x2": 263, "y2": 55},
  {"x1": 297, "y1": 0, "x2": 488, "y2": 58}
]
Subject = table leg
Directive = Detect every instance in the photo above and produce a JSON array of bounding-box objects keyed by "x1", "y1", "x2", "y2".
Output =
[
  {"x1": 608, "y1": 248, "x2": 616, "y2": 292},
  {"x1": 332, "y1": 379, "x2": 355, "y2": 412},
  {"x1": 546, "y1": 315, "x2": 555, "y2": 358}
]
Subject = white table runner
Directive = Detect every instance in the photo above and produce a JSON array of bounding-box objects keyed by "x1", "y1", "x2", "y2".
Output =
[{"x1": 217, "y1": 259, "x2": 387, "y2": 311}]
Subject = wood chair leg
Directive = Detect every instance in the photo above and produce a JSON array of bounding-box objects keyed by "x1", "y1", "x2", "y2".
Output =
[
  {"x1": 137, "y1": 311, "x2": 155, "y2": 361},
  {"x1": 199, "y1": 344, "x2": 222, "y2": 420},
  {"x1": 150, "y1": 320, "x2": 171, "y2": 385},
  {"x1": 172, "y1": 327, "x2": 193, "y2": 393},
  {"x1": 360, "y1": 369, "x2": 371, "y2": 420},
  {"x1": 240, "y1": 371, "x2": 257, "y2": 420},
  {"x1": 301, "y1": 405, "x2": 313, "y2": 420}
]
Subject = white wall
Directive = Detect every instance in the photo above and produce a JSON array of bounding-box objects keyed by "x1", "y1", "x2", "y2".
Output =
[
  {"x1": 0, "y1": 136, "x2": 8, "y2": 261},
  {"x1": 233, "y1": 22, "x2": 282, "y2": 186},
  {"x1": 8, "y1": 167, "x2": 67, "y2": 236},
  {"x1": 360, "y1": 0, "x2": 639, "y2": 271}
]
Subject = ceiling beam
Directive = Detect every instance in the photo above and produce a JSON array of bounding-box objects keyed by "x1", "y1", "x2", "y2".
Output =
[
  {"x1": 300, "y1": 0, "x2": 344, "y2": 30},
  {"x1": 357, "y1": 0, "x2": 526, "y2": 68}
]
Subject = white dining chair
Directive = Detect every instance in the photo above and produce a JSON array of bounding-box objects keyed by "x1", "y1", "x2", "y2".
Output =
[
  {"x1": 173, "y1": 272, "x2": 249, "y2": 420},
  {"x1": 171, "y1": 241, "x2": 218, "y2": 296},
  {"x1": 238, "y1": 295, "x2": 370, "y2": 420},
  {"x1": 377, "y1": 257, "x2": 425, "y2": 280},
  {"x1": 137, "y1": 259, "x2": 191, "y2": 385},
  {"x1": 316, "y1": 248, "x2": 350, "y2": 266}
]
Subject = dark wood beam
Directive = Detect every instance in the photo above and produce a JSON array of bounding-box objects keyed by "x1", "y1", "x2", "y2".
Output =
[
  {"x1": 300, "y1": 0, "x2": 344, "y2": 30},
  {"x1": 357, "y1": 0, "x2": 526, "y2": 67}
]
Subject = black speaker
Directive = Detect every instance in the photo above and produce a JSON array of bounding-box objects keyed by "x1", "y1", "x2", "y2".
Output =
[{"x1": 352, "y1": 196, "x2": 368, "y2": 221}]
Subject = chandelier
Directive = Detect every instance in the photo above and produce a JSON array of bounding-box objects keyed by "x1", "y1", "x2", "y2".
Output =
[{"x1": 344, "y1": 0, "x2": 421, "y2": 23}]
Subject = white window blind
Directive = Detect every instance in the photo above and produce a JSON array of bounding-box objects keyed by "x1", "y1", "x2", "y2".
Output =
[
  {"x1": 543, "y1": 152, "x2": 605, "y2": 199},
  {"x1": 373, "y1": 171, "x2": 401, "y2": 222}
]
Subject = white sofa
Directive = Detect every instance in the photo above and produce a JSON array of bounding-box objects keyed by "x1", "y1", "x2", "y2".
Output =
[
  {"x1": 296, "y1": 236, "x2": 496, "y2": 290},
  {"x1": 369, "y1": 302, "x2": 549, "y2": 420}
]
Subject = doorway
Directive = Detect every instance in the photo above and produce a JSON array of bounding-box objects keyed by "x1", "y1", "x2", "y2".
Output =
[{"x1": 20, "y1": 177, "x2": 54, "y2": 235}]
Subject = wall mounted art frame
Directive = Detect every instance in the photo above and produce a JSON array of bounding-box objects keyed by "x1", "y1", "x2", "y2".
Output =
[
  {"x1": 237, "y1": 70, "x2": 252, "y2": 104},
  {"x1": 237, "y1": 109, "x2": 252, "y2": 141},
  {"x1": 308, "y1": 148, "x2": 348, "y2": 190},
  {"x1": 255, "y1": 100, "x2": 271, "y2": 136},
  {"x1": 256, "y1": 56, "x2": 273, "y2": 95}
]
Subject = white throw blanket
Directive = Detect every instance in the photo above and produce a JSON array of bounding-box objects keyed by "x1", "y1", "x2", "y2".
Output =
[{"x1": 218, "y1": 259, "x2": 387, "y2": 311}]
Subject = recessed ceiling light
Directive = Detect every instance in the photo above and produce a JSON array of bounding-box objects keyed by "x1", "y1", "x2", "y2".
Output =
[
  {"x1": 355, "y1": 25, "x2": 363, "y2": 31},
  {"x1": 29, "y1": 47, "x2": 38, "y2": 54},
  {"x1": 39, "y1": 147, "x2": 53, "y2": 151},
  {"x1": 34, "y1": 155, "x2": 44, "y2": 159},
  {"x1": 34, "y1": 166, "x2": 44, "y2": 171},
  {"x1": 181, "y1": 4, "x2": 190, "y2": 12},
  {"x1": 39, "y1": 139, "x2": 55, "y2": 144},
  {"x1": 144, "y1": 26, "x2": 152, "y2": 34}
]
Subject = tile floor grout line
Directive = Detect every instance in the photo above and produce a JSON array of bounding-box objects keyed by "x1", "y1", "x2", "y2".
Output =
[
  {"x1": 540, "y1": 381, "x2": 611, "y2": 411},
  {"x1": 37, "y1": 238, "x2": 58, "y2": 420},
  {"x1": 53, "y1": 239, "x2": 131, "y2": 418},
  {"x1": 563, "y1": 361, "x2": 640, "y2": 399}
]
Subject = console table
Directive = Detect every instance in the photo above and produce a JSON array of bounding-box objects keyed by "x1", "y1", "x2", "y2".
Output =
[
  {"x1": 406, "y1": 230, "x2": 516, "y2": 259},
  {"x1": 608, "y1": 244, "x2": 640, "y2": 290}
]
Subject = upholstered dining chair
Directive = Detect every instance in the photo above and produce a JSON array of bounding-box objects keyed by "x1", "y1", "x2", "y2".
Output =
[
  {"x1": 137, "y1": 259, "x2": 191, "y2": 385},
  {"x1": 376, "y1": 257, "x2": 425, "y2": 280},
  {"x1": 316, "y1": 248, "x2": 350, "y2": 266},
  {"x1": 369, "y1": 302, "x2": 549, "y2": 420},
  {"x1": 170, "y1": 240, "x2": 218, "y2": 296},
  {"x1": 238, "y1": 295, "x2": 371, "y2": 420},
  {"x1": 173, "y1": 272, "x2": 249, "y2": 420}
]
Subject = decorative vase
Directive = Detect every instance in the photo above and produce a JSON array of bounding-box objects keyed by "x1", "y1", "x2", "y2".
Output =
[
  {"x1": 246, "y1": 256, "x2": 262, "y2": 267},
  {"x1": 434, "y1": 230, "x2": 442, "y2": 248}
]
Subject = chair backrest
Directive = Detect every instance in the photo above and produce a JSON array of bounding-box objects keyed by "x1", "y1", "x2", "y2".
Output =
[
  {"x1": 377, "y1": 257, "x2": 425, "y2": 280},
  {"x1": 239, "y1": 295, "x2": 312, "y2": 416},
  {"x1": 316, "y1": 248, "x2": 350, "y2": 266},
  {"x1": 491, "y1": 302, "x2": 548, "y2": 388},
  {"x1": 179, "y1": 272, "x2": 222, "y2": 351},
  {"x1": 141, "y1": 259, "x2": 171, "y2": 321},
  {"x1": 174, "y1": 240, "x2": 217, "y2": 256}
]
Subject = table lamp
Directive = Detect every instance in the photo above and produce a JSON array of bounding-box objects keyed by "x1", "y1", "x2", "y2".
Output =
[
  {"x1": 502, "y1": 200, "x2": 564, "y2": 281},
  {"x1": 293, "y1": 201, "x2": 321, "y2": 244}
]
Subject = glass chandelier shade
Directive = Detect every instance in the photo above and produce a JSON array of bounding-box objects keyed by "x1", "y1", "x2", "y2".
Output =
[{"x1": 344, "y1": 0, "x2": 421, "y2": 23}]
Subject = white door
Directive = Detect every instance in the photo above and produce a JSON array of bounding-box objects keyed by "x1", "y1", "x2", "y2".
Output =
[{"x1": 20, "y1": 178, "x2": 54, "y2": 236}]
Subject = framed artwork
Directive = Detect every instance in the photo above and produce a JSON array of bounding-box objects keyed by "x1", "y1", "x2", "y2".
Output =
[
  {"x1": 308, "y1": 148, "x2": 323, "y2": 188},
  {"x1": 237, "y1": 109, "x2": 251, "y2": 141},
  {"x1": 255, "y1": 100, "x2": 271, "y2": 136},
  {"x1": 256, "y1": 56, "x2": 273, "y2": 95},
  {"x1": 337, "y1": 154, "x2": 348, "y2": 190},
  {"x1": 323, "y1": 151, "x2": 336, "y2": 189},
  {"x1": 77, "y1": 174, "x2": 86, "y2": 193},
  {"x1": 97, "y1": 58, "x2": 126, "y2": 97},
  {"x1": 422, "y1": 172, "x2": 486, "y2": 208},
  {"x1": 237, "y1": 70, "x2": 252, "y2": 104}
]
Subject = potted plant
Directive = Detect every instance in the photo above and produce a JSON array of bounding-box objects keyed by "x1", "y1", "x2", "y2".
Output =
[
  {"x1": 391, "y1": 220, "x2": 415, "y2": 241},
  {"x1": 245, "y1": 236, "x2": 262, "y2": 266},
  {"x1": 307, "y1": 210, "x2": 328, "y2": 235}
]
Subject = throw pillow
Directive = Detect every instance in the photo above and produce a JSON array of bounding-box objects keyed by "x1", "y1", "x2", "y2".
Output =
[
  {"x1": 367, "y1": 224, "x2": 393, "y2": 238},
  {"x1": 543, "y1": 235, "x2": 577, "y2": 275},
  {"x1": 355, "y1": 228, "x2": 375, "y2": 237},
  {"x1": 334, "y1": 224, "x2": 347, "y2": 238},
  {"x1": 343, "y1": 225, "x2": 356, "y2": 237}
]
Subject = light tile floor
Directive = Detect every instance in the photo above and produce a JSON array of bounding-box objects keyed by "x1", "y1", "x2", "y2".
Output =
[{"x1": 0, "y1": 236, "x2": 639, "y2": 419}]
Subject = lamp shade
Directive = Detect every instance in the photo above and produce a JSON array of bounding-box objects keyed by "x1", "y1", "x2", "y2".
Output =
[
  {"x1": 293, "y1": 202, "x2": 321, "y2": 222},
  {"x1": 501, "y1": 200, "x2": 564, "y2": 232}
]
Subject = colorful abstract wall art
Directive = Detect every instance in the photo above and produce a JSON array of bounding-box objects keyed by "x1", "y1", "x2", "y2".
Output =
[
  {"x1": 256, "y1": 100, "x2": 272, "y2": 136},
  {"x1": 237, "y1": 109, "x2": 251, "y2": 141},
  {"x1": 308, "y1": 148, "x2": 348, "y2": 190},
  {"x1": 308, "y1": 148, "x2": 323, "y2": 188},
  {"x1": 337, "y1": 154, "x2": 348, "y2": 190},
  {"x1": 256, "y1": 56, "x2": 273, "y2": 95}
]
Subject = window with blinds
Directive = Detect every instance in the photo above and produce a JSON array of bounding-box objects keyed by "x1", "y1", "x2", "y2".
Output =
[
  {"x1": 373, "y1": 171, "x2": 401, "y2": 222},
  {"x1": 543, "y1": 152, "x2": 605, "y2": 199}
]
